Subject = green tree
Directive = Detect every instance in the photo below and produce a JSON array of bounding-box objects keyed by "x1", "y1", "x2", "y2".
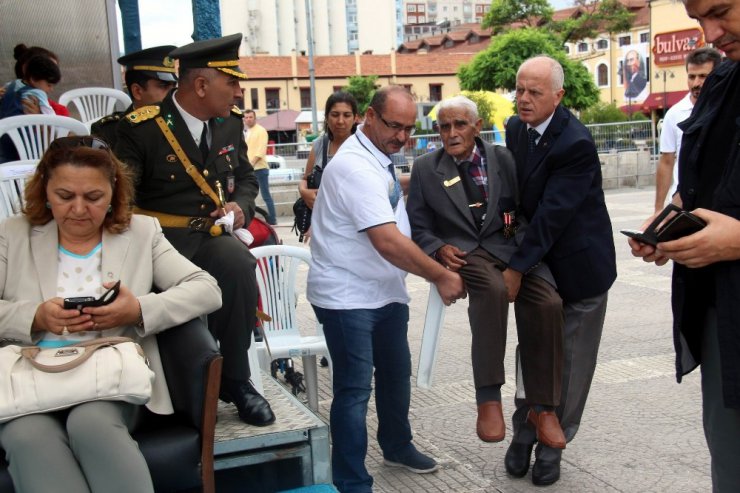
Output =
[
  {"x1": 580, "y1": 101, "x2": 628, "y2": 124},
  {"x1": 481, "y1": 0, "x2": 553, "y2": 34},
  {"x1": 463, "y1": 91, "x2": 496, "y2": 129},
  {"x1": 551, "y1": 0, "x2": 634, "y2": 43},
  {"x1": 458, "y1": 28, "x2": 599, "y2": 110},
  {"x1": 344, "y1": 75, "x2": 379, "y2": 116}
]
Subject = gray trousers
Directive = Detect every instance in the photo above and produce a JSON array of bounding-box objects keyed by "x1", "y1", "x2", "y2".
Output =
[
  {"x1": 511, "y1": 292, "x2": 608, "y2": 462},
  {"x1": 0, "y1": 401, "x2": 153, "y2": 493},
  {"x1": 701, "y1": 308, "x2": 740, "y2": 492}
]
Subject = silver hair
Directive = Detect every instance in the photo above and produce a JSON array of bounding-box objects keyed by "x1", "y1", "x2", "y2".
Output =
[
  {"x1": 437, "y1": 95, "x2": 479, "y2": 121},
  {"x1": 518, "y1": 55, "x2": 565, "y2": 91}
]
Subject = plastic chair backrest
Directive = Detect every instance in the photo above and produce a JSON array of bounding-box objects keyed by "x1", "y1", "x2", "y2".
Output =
[
  {"x1": 0, "y1": 115, "x2": 88, "y2": 161},
  {"x1": 0, "y1": 161, "x2": 37, "y2": 219},
  {"x1": 58, "y1": 88, "x2": 132, "y2": 129},
  {"x1": 251, "y1": 245, "x2": 311, "y2": 341}
]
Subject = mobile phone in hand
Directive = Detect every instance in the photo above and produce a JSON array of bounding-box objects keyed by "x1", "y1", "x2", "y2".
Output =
[{"x1": 63, "y1": 280, "x2": 121, "y2": 310}]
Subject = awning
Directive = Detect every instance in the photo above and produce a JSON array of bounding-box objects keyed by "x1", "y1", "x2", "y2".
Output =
[
  {"x1": 257, "y1": 110, "x2": 300, "y2": 131},
  {"x1": 639, "y1": 91, "x2": 687, "y2": 111}
]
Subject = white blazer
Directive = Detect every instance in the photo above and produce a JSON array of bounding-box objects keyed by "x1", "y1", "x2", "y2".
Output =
[{"x1": 0, "y1": 214, "x2": 222, "y2": 414}]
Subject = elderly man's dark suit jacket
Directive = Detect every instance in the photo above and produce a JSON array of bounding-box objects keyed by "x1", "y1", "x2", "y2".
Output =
[
  {"x1": 407, "y1": 138, "x2": 553, "y2": 284},
  {"x1": 506, "y1": 106, "x2": 616, "y2": 302}
]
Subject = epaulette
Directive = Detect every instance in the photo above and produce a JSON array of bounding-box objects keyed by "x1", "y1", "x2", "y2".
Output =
[
  {"x1": 231, "y1": 106, "x2": 243, "y2": 116},
  {"x1": 98, "y1": 112, "x2": 123, "y2": 125},
  {"x1": 125, "y1": 105, "x2": 160, "y2": 124}
]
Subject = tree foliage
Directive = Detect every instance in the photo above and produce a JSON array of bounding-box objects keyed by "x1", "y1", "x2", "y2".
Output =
[
  {"x1": 344, "y1": 75, "x2": 379, "y2": 116},
  {"x1": 458, "y1": 28, "x2": 599, "y2": 110},
  {"x1": 481, "y1": 0, "x2": 553, "y2": 34},
  {"x1": 462, "y1": 91, "x2": 496, "y2": 129},
  {"x1": 579, "y1": 101, "x2": 628, "y2": 124},
  {"x1": 550, "y1": 0, "x2": 634, "y2": 43}
]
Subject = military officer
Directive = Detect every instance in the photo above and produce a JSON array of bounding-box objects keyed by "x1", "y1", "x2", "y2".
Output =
[
  {"x1": 91, "y1": 45, "x2": 177, "y2": 148},
  {"x1": 114, "y1": 34, "x2": 275, "y2": 426}
]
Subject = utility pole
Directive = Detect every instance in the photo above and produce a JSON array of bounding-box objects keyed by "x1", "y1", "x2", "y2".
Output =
[{"x1": 305, "y1": 0, "x2": 319, "y2": 134}]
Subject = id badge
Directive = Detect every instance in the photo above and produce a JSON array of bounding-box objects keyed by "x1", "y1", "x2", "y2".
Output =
[{"x1": 227, "y1": 174, "x2": 235, "y2": 194}]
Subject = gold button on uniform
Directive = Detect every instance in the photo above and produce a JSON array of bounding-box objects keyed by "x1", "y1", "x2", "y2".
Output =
[
  {"x1": 203, "y1": 169, "x2": 209, "y2": 177},
  {"x1": 170, "y1": 174, "x2": 175, "y2": 180},
  {"x1": 200, "y1": 204, "x2": 206, "y2": 210}
]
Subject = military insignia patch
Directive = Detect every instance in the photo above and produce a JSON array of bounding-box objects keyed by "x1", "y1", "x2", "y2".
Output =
[
  {"x1": 230, "y1": 106, "x2": 243, "y2": 116},
  {"x1": 166, "y1": 154, "x2": 177, "y2": 163},
  {"x1": 125, "y1": 105, "x2": 160, "y2": 124}
]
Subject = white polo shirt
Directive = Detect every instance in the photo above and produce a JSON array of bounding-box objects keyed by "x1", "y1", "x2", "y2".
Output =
[
  {"x1": 659, "y1": 92, "x2": 694, "y2": 200},
  {"x1": 307, "y1": 126, "x2": 411, "y2": 310}
]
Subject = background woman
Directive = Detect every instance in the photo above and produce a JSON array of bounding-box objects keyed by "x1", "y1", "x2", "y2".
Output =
[
  {"x1": 0, "y1": 136, "x2": 221, "y2": 493},
  {"x1": 297, "y1": 91, "x2": 359, "y2": 242}
]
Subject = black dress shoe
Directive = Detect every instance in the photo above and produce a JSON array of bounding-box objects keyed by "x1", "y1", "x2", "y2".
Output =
[
  {"x1": 532, "y1": 457, "x2": 561, "y2": 486},
  {"x1": 220, "y1": 379, "x2": 276, "y2": 426},
  {"x1": 505, "y1": 442, "x2": 534, "y2": 478}
]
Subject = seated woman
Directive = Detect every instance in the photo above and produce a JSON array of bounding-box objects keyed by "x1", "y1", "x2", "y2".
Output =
[{"x1": 0, "y1": 136, "x2": 222, "y2": 493}]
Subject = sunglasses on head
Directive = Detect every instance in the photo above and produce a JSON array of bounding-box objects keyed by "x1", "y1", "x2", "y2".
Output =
[{"x1": 48, "y1": 135, "x2": 110, "y2": 152}]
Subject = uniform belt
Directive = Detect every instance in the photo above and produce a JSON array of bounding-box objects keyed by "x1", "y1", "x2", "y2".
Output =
[{"x1": 134, "y1": 208, "x2": 215, "y2": 232}]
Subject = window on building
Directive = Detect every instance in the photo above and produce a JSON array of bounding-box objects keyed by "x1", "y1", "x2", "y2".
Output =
[
  {"x1": 618, "y1": 61, "x2": 624, "y2": 85},
  {"x1": 640, "y1": 32, "x2": 649, "y2": 43},
  {"x1": 402, "y1": 84, "x2": 413, "y2": 92},
  {"x1": 645, "y1": 56, "x2": 651, "y2": 80},
  {"x1": 429, "y1": 84, "x2": 442, "y2": 102},
  {"x1": 418, "y1": 15, "x2": 426, "y2": 22},
  {"x1": 444, "y1": 39, "x2": 454, "y2": 48},
  {"x1": 597, "y1": 64, "x2": 608, "y2": 86},
  {"x1": 619, "y1": 35, "x2": 631, "y2": 46},
  {"x1": 564, "y1": 44, "x2": 570, "y2": 54},
  {"x1": 578, "y1": 42, "x2": 588, "y2": 53},
  {"x1": 476, "y1": 5, "x2": 482, "y2": 12},
  {"x1": 300, "y1": 88, "x2": 311, "y2": 110},
  {"x1": 265, "y1": 88, "x2": 280, "y2": 114},
  {"x1": 418, "y1": 5, "x2": 425, "y2": 12},
  {"x1": 408, "y1": 4, "x2": 416, "y2": 12},
  {"x1": 407, "y1": 15, "x2": 416, "y2": 23},
  {"x1": 250, "y1": 88, "x2": 258, "y2": 110},
  {"x1": 596, "y1": 39, "x2": 608, "y2": 50}
]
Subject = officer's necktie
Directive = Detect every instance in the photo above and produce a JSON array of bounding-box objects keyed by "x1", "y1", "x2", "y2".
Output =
[
  {"x1": 199, "y1": 122, "x2": 209, "y2": 161},
  {"x1": 527, "y1": 128, "x2": 540, "y2": 154}
]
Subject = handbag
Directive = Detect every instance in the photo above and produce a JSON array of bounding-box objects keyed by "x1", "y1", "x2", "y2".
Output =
[
  {"x1": 0, "y1": 336, "x2": 155, "y2": 423},
  {"x1": 293, "y1": 134, "x2": 329, "y2": 242}
]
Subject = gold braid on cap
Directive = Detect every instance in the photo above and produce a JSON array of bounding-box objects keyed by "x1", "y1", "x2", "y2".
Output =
[
  {"x1": 132, "y1": 65, "x2": 177, "y2": 73},
  {"x1": 207, "y1": 60, "x2": 240, "y2": 68},
  {"x1": 217, "y1": 67, "x2": 248, "y2": 79}
]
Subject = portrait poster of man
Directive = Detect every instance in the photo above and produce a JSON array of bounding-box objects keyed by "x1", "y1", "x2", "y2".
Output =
[{"x1": 622, "y1": 44, "x2": 649, "y2": 101}]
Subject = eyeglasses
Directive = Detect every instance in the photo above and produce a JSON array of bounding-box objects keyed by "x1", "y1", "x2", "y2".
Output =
[
  {"x1": 376, "y1": 111, "x2": 416, "y2": 136},
  {"x1": 48, "y1": 135, "x2": 110, "y2": 152}
]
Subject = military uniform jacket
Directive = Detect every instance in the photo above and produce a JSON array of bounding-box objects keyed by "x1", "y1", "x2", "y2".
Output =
[
  {"x1": 114, "y1": 91, "x2": 258, "y2": 258},
  {"x1": 90, "y1": 104, "x2": 132, "y2": 149}
]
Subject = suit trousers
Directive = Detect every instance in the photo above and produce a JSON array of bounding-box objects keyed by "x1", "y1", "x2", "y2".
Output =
[
  {"x1": 191, "y1": 233, "x2": 258, "y2": 381},
  {"x1": 0, "y1": 401, "x2": 152, "y2": 493},
  {"x1": 459, "y1": 248, "x2": 564, "y2": 406},
  {"x1": 511, "y1": 292, "x2": 608, "y2": 461}
]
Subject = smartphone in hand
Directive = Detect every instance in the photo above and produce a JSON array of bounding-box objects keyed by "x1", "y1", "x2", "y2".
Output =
[{"x1": 63, "y1": 280, "x2": 121, "y2": 310}]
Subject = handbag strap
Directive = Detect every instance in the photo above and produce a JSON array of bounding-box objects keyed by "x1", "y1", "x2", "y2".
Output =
[
  {"x1": 154, "y1": 116, "x2": 223, "y2": 209},
  {"x1": 20, "y1": 337, "x2": 141, "y2": 373}
]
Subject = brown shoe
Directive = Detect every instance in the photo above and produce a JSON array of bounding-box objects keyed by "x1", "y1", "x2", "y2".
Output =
[
  {"x1": 477, "y1": 401, "x2": 505, "y2": 442},
  {"x1": 527, "y1": 409, "x2": 566, "y2": 449}
]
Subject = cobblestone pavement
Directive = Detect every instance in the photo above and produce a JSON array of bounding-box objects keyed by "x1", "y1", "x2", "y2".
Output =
[{"x1": 270, "y1": 187, "x2": 711, "y2": 493}]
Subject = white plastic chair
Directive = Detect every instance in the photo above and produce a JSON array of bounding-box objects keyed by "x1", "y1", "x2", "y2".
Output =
[
  {"x1": 0, "y1": 114, "x2": 88, "y2": 161},
  {"x1": 251, "y1": 245, "x2": 331, "y2": 411},
  {"x1": 58, "y1": 87, "x2": 132, "y2": 130},
  {"x1": 416, "y1": 284, "x2": 446, "y2": 389},
  {"x1": 0, "y1": 161, "x2": 37, "y2": 219}
]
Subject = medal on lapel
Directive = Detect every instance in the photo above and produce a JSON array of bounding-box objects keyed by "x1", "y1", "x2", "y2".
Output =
[{"x1": 503, "y1": 211, "x2": 517, "y2": 239}]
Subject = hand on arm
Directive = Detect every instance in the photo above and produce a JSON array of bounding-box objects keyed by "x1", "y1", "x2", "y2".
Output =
[{"x1": 366, "y1": 223, "x2": 466, "y2": 305}]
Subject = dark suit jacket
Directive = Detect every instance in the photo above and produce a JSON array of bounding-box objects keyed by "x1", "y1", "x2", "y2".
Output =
[
  {"x1": 407, "y1": 138, "x2": 553, "y2": 283},
  {"x1": 114, "y1": 91, "x2": 258, "y2": 258},
  {"x1": 506, "y1": 106, "x2": 616, "y2": 302},
  {"x1": 625, "y1": 72, "x2": 647, "y2": 98}
]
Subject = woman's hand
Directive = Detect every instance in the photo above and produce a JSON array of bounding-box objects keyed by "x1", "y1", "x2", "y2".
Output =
[
  {"x1": 300, "y1": 188, "x2": 319, "y2": 209},
  {"x1": 32, "y1": 298, "x2": 93, "y2": 334},
  {"x1": 81, "y1": 282, "x2": 141, "y2": 331}
]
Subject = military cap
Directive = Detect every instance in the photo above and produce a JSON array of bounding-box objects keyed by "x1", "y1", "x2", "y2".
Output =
[
  {"x1": 117, "y1": 45, "x2": 178, "y2": 82},
  {"x1": 169, "y1": 33, "x2": 247, "y2": 80}
]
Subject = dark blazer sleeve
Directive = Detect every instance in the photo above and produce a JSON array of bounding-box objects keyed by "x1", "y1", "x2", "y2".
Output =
[
  {"x1": 407, "y1": 152, "x2": 446, "y2": 256},
  {"x1": 507, "y1": 126, "x2": 602, "y2": 274}
]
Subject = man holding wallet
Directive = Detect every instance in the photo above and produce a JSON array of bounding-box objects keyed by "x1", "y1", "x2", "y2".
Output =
[
  {"x1": 504, "y1": 55, "x2": 617, "y2": 486},
  {"x1": 630, "y1": 0, "x2": 740, "y2": 489}
]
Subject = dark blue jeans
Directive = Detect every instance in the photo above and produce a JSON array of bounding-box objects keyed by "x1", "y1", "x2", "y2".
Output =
[
  {"x1": 313, "y1": 303, "x2": 413, "y2": 493},
  {"x1": 254, "y1": 168, "x2": 277, "y2": 224}
]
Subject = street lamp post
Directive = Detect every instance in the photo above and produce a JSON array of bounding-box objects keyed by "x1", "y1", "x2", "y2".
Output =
[{"x1": 654, "y1": 69, "x2": 675, "y2": 113}]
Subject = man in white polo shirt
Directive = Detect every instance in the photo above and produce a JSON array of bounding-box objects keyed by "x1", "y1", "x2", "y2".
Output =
[
  {"x1": 307, "y1": 85, "x2": 466, "y2": 493},
  {"x1": 654, "y1": 47, "x2": 721, "y2": 212}
]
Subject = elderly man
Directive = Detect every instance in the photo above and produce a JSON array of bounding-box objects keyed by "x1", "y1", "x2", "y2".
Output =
[
  {"x1": 631, "y1": 0, "x2": 740, "y2": 490},
  {"x1": 115, "y1": 34, "x2": 275, "y2": 427},
  {"x1": 505, "y1": 56, "x2": 617, "y2": 486},
  {"x1": 406, "y1": 95, "x2": 566, "y2": 450},
  {"x1": 307, "y1": 85, "x2": 465, "y2": 493},
  {"x1": 654, "y1": 47, "x2": 722, "y2": 212}
]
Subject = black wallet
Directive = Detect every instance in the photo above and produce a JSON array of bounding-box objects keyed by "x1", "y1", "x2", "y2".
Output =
[{"x1": 621, "y1": 204, "x2": 706, "y2": 247}]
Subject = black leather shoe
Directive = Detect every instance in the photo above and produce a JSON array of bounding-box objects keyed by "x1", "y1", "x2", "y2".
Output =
[
  {"x1": 532, "y1": 457, "x2": 561, "y2": 486},
  {"x1": 505, "y1": 441, "x2": 534, "y2": 477},
  {"x1": 220, "y1": 379, "x2": 276, "y2": 426}
]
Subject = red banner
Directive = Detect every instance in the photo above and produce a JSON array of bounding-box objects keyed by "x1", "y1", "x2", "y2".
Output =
[{"x1": 652, "y1": 29, "x2": 705, "y2": 66}]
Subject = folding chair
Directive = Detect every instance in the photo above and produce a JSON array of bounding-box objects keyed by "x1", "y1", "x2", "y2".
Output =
[{"x1": 58, "y1": 87, "x2": 132, "y2": 130}]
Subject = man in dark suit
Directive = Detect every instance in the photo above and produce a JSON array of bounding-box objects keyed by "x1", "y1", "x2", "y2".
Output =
[
  {"x1": 407, "y1": 95, "x2": 566, "y2": 450},
  {"x1": 91, "y1": 45, "x2": 177, "y2": 148},
  {"x1": 115, "y1": 34, "x2": 275, "y2": 426},
  {"x1": 504, "y1": 55, "x2": 617, "y2": 486}
]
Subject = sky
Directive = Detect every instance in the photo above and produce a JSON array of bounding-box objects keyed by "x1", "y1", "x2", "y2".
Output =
[{"x1": 127, "y1": 0, "x2": 574, "y2": 51}]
